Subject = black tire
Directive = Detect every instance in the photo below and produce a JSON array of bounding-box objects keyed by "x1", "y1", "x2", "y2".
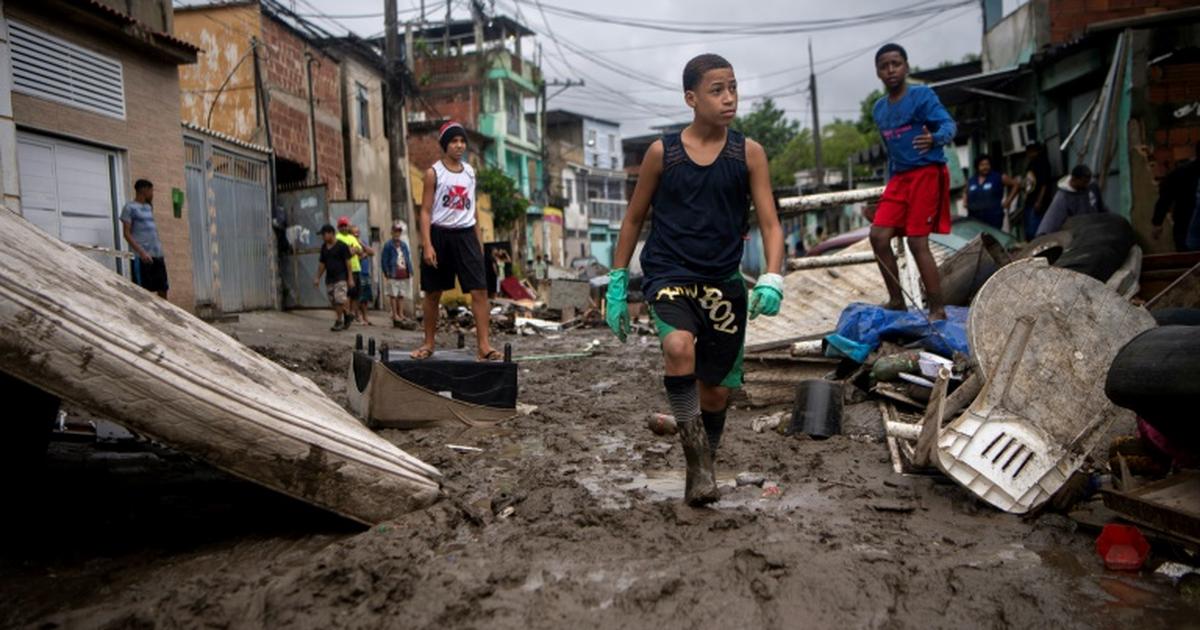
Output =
[
  {"x1": 1054, "y1": 213, "x2": 1135, "y2": 282},
  {"x1": 1151, "y1": 308, "x2": 1200, "y2": 326},
  {"x1": 1105, "y1": 326, "x2": 1200, "y2": 445}
]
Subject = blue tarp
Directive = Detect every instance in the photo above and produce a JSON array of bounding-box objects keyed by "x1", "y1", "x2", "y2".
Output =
[{"x1": 824, "y1": 303, "x2": 970, "y2": 362}]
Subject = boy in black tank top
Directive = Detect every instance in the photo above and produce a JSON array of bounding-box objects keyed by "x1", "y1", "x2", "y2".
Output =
[{"x1": 606, "y1": 54, "x2": 786, "y2": 506}]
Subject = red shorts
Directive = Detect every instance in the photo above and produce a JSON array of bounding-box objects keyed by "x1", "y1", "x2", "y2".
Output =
[{"x1": 873, "y1": 163, "x2": 951, "y2": 237}]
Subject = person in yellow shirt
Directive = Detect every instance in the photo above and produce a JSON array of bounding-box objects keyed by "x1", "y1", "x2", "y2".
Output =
[{"x1": 335, "y1": 216, "x2": 364, "y2": 328}]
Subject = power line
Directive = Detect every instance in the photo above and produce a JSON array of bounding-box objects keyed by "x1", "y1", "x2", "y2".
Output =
[{"x1": 513, "y1": 0, "x2": 971, "y2": 35}]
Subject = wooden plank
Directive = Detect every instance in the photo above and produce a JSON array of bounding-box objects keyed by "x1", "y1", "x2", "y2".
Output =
[{"x1": 1144, "y1": 261, "x2": 1200, "y2": 310}]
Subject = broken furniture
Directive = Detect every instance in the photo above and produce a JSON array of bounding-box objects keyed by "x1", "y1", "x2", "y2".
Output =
[
  {"x1": 0, "y1": 208, "x2": 441, "y2": 525},
  {"x1": 1101, "y1": 471, "x2": 1200, "y2": 548},
  {"x1": 935, "y1": 258, "x2": 1155, "y2": 514},
  {"x1": 347, "y1": 339, "x2": 518, "y2": 429}
]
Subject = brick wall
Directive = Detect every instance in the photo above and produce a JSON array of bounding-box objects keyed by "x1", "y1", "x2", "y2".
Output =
[
  {"x1": 1148, "y1": 60, "x2": 1200, "y2": 175},
  {"x1": 408, "y1": 133, "x2": 444, "y2": 175},
  {"x1": 9, "y1": 7, "x2": 196, "y2": 311},
  {"x1": 261, "y1": 15, "x2": 345, "y2": 198},
  {"x1": 1048, "y1": 0, "x2": 1196, "y2": 44}
]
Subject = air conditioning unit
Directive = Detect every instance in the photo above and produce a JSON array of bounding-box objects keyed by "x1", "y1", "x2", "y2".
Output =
[
  {"x1": 1004, "y1": 121, "x2": 1037, "y2": 155},
  {"x1": 408, "y1": 110, "x2": 428, "y2": 123}
]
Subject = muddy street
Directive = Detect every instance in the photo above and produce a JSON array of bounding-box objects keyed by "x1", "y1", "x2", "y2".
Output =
[{"x1": 0, "y1": 311, "x2": 1194, "y2": 629}]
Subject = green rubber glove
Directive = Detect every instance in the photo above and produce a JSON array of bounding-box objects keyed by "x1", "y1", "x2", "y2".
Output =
[
  {"x1": 605, "y1": 268, "x2": 630, "y2": 342},
  {"x1": 748, "y1": 272, "x2": 784, "y2": 320}
]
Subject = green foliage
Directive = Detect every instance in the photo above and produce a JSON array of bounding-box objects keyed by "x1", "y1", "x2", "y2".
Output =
[
  {"x1": 477, "y1": 166, "x2": 527, "y2": 231},
  {"x1": 857, "y1": 89, "x2": 884, "y2": 138},
  {"x1": 770, "y1": 120, "x2": 872, "y2": 186},
  {"x1": 733, "y1": 98, "x2": 799, "y2": 163}
]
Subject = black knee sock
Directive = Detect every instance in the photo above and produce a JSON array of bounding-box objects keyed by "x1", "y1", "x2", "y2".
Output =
[
  {"x1": 701, "y1": 408, "x2": 727, "y2": 451},
  {"x1": 663, "y1": 375, "x2": 699, "y2": 427}
]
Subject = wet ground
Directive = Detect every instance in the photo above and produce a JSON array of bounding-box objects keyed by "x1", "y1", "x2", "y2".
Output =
[{"x1": 1, "y1": 310, "x2": 1196, "y2": 629}]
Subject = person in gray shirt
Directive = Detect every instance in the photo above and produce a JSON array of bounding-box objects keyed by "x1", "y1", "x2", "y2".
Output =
[
  {"x1": 1036, "y1": 164, "x2": 1109, "y2": 237},
  {"x1": 120, "y1": 179, "x2": 168, "y2": 298}
]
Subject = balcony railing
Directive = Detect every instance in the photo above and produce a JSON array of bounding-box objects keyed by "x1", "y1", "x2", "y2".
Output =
[{"x1": 587, "y1": 199, "x2": 625, "y2": 224}]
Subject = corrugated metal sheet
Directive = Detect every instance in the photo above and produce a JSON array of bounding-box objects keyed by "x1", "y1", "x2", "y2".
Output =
[{"x1": 745, "y1": 239, "x2": 954, "y2": 352}]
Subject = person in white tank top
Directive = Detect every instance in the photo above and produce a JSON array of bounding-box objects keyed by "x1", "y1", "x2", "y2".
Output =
[{"x1": 410, "y1": 121, "x2": 500, "y2": 362}]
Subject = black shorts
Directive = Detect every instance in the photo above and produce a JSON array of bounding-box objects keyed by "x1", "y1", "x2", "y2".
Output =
[
  {"x1": 421, "y1": 226, "x2": 487, "y2": 293},
  {"x1": 648, "y1": 277, "x2": 747, "y2": 388},
  {"x1": 347, "y1": 276, "x2": 361, "y2": 300},
  {"x1": 132, "y1": 257, "x2": 169, "y2": 293}
]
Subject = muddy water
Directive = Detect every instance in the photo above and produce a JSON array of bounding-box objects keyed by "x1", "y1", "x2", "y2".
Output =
[{"x1": 1, "y1": 323, "x2": 1196, "y2": 629}]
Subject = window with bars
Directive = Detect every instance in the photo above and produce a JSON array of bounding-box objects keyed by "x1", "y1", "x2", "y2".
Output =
[{"x1": 9, "y1": 20, "x2": 126, "y2": 119}]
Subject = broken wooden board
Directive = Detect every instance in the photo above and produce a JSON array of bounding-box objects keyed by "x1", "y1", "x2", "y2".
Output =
[
  {"x1": 745, "y1": 239, "x2": 955, "y2": 352},
  {"x1": 0, "y1": 208, "x2": 441, "y2": 525},
  {"x1": 935, "y1": 258, "x2": 1155, "y2": 514},
  {"x1": 1102, "y1": 471, "x2": 1200, "y2": 547},
  {"x1": 1144, "y1": 260, "x2": 1200, "y2": 310}
]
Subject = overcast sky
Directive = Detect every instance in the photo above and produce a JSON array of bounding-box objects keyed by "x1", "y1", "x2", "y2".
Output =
[{"x1": 277, "y1": 0, "x2": 985, "y2": 136}]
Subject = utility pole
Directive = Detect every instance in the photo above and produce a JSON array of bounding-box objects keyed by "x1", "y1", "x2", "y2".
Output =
[
  {"x1": 809, "y1": 39, "x2": 825, "y2": 192},
  {"x1": 385, "y1": 0, "x2": 417, "y2": 311}
]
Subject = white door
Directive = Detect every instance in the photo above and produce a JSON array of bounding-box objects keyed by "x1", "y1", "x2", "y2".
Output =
[{"x1": 17, "y1": 132, "x2": 123, "y2": 272}]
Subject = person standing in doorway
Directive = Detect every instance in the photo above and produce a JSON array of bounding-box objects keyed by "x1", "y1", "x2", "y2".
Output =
[
  {"x1": 868, "y1": 43, "x2": 956, "y2": 320},
  {"x1": 965, "y1": 154, "x2": 1019, "y2": 230},
  {"x1": 1153, "y1": 144, "x2": 1200, "y2": 251},
  {"x1": 1021, "y1": 142, "x2": 1053, "y2": 239},
  {"x1": 409, "y1": 121, "x2": 500, "y2": 361},
  {"x1": 121, "y1": 179, "x2": 168, "y2": 299},
  {"x1": 381, "y1": 222, "x2": 413, "y2": 326}
]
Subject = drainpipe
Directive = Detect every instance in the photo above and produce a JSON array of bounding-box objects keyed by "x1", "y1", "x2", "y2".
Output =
[
  {"x1": 253, "y1": 37, "x2": 282, "y2": 310},
  {"x1": 305, "y1": 51, "x2": 320, "y2": 184}
]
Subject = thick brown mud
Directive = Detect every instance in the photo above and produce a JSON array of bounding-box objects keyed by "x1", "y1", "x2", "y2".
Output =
[{"x1": 0, "y1": 311, "x2": 1195, "y2": 629}]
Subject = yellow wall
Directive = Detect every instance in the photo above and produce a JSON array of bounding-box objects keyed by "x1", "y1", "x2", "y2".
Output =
[{"x1": 175, "y1": 6, "x2": 264, "y2": 142}]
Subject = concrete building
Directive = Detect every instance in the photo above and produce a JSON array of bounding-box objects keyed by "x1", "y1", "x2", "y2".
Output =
[
  {"x1": 325, "y1": 38, "x2": 391, "y2": 241},
  {"x1": 546, "y1": 109, "x2": 626, "y2": 266},
  {"x1": 405, "y1": 15, "x2": 543, "y2": 260},
  {"x1": 926, "y1": 0, "x2": 1200, "y2": 248},
  {"x1": 175, "y1": 0, "x2": 346, "y2": 198},
  {"x1": 3, "y1": 0, "x2": 200, "y2": 309}
]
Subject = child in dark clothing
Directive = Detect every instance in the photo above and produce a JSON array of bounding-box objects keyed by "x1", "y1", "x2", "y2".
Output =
[
  {"x1": 314, "y1": 224, "x2": 355, "y2": 331},
  {"x1": 606, "y1": 54, "x2": 785, "y2": 506}
]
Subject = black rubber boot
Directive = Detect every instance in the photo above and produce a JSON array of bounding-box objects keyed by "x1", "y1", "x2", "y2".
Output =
[
  {"x1": 678, "y1": 415, "x2": 719, "y2": 506},
  {"x1": 701, "y1": 408, "x2": 727, "y2": 452}
]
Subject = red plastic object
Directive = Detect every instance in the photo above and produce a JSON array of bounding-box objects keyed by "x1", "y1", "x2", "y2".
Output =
[{"x1": 1095, "y1": 524, "x2": 1150, "y2": 571}]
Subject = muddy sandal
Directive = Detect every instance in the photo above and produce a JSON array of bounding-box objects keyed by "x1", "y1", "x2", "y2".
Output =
[
  {"x1": 410, "y1": 347, "x2": 434, "y2": 360},
  {"x1": 476, "y1": 349, "x2": 503, "y2": 362}
]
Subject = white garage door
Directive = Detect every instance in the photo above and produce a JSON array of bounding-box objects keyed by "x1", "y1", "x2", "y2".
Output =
[{"x1": 17, "y1": 132, "x2": 123, "y2": 272}]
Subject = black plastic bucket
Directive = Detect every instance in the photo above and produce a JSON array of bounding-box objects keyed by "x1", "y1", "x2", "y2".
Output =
[{"x1": 788, "y1": 380, "x2": 843, "y2": 439}]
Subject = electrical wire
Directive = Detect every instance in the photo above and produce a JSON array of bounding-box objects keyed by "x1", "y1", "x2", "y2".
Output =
[{"x1": 513, "y1": 0, "x2": 971, "y2": 35}]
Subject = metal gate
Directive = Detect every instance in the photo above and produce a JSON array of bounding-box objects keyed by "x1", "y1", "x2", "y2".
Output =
[
  {"x1": 279, "y1": 184, "x2": 330, "y2": 308},
  {"x1": 185, "y1": 136, "x2": 275, "y2": 313}
]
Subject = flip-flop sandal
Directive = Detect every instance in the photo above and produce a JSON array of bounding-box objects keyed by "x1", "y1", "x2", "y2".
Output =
[
  {"x1": 476, "y1": 349, "x2": 503, "y2": 362},
  {"x1": 410, "y1": 347, "x2": 434, "y2": 360}
]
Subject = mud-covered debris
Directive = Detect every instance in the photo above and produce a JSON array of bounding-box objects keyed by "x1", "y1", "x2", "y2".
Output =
[
  {"x1": 751, "y1": 411, "x2": 785, "y2": 433},
  {"x1": 647, "y1": 413, "x2": 677, "y2": 436},
  {"x1": 736, "y1": 472, "x2": 766, "y2": 487},
  {"x1": 761, "y1": 482, "x2": 782, "y2": 499}
]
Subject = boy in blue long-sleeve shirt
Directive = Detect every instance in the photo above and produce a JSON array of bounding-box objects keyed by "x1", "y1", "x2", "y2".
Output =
[
  {"x1": 381, "y1": 222, "x2": 414, "y2": 326},
  {"x1": 869, "y1": 43, "x2": 956, "y2": 320}
]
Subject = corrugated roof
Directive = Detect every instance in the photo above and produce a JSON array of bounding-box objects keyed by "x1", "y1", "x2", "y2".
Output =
[
  {"x1": 744, "y1": 239, "x2": 954, "y2": 352},
  {"x1": 75, "y1": 0, "x2": 201, "y2": 56},
  {"x1": 181, "y1": 121, "x2": 272, "y2": 155}
]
